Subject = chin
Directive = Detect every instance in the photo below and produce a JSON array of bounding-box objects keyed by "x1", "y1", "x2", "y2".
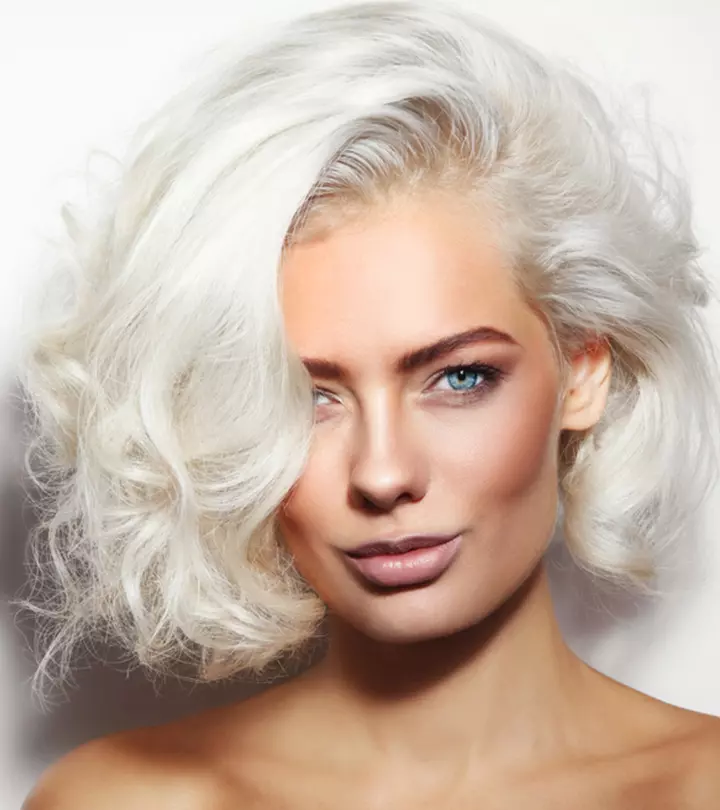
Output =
[{"x1": 342, "y1": 591, "x2": 486, "y2": 645}]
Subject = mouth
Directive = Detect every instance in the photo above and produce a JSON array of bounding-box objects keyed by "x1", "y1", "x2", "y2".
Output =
[{"x1": 342, "y1": 533, "x2": 463, "y2": 588}]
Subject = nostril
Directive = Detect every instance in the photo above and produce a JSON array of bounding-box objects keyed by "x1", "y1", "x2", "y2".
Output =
[{"x1": 351, "y1": 488, "x2": 415, "y2": 514}]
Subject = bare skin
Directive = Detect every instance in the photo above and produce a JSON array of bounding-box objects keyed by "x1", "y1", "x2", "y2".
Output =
[{"x1": 25, "y1": 192, "x2": 720, "y2": 809}]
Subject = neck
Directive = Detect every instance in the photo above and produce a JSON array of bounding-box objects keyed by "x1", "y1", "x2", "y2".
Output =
[{"x1": 300, "y1": 561, "x2": 632, "y2": 777}]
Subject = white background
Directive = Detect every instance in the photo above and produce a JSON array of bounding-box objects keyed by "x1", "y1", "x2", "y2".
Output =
[{"x1": 1, "y1": 1, "x2": 719, "y2": 808}]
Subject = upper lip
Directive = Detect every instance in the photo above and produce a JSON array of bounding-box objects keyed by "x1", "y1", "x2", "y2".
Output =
[{"x1": 344, "y1": 533, "x2": 459, "y2": 558}]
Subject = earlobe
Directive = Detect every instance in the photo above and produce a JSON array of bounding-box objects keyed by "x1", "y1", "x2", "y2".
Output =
[{"x1": 560, "y1": 339, "x2": 612, "y2": 432}]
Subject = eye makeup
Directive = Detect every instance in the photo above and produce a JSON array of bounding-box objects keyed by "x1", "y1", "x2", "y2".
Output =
[
  {"x1": 426, "y1": 362, "x2": 507, "y2": 402},
  {"x1": 311, "y1": 360, "x2": 509, "y2": 414}
]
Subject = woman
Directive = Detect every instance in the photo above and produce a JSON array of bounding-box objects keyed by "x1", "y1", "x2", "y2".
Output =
[{"x1": 19, "y1": 1, "x2": 720, "y2": 806}]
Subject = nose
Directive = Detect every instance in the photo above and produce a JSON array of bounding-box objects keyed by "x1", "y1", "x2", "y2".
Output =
[{"x1": 348, "y1": 395, "x2": 427, "y2": 513}]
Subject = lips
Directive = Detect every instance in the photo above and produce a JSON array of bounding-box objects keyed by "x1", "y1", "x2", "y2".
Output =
[
  {"x1": 345, "y1": 533, "x2": 459, "y2": 558},
  {"x1": 342, "y1": 533, "x2": 463, "y2": 588}
]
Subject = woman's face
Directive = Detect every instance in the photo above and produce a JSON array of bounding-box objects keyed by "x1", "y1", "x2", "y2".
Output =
[{"x1": 278, "y1": 192, "x2": 588, "y2": 643}]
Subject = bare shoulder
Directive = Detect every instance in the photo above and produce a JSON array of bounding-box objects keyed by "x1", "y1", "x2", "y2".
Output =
[
  {"x1": 21, "y1": 684, "x2": 298, "y2": 810},
  {"x1": 22, "y1": 720, "x2": 233, "y2": 810},
  {"x1": 639, "y1": 705, "x2": 720, "y2": 808},
  {"x1": 680, "y1": 713, "x2": 720, "y2": 807}
]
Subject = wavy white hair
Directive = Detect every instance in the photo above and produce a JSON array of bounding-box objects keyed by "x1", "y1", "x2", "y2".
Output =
[{"x1": 16, "y1": 0, "x2": 720, "y2": 695}]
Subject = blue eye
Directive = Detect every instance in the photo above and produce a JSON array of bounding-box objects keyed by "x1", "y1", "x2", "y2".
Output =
[
  {"x1": 445, "y1": 367, "x2": 480, "y2": 391},
  {"x1": 434, "y1": 363, "x2": 504, "y2": 396}
]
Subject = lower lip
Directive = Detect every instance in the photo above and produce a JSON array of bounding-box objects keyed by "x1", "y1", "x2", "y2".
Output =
[{"x1": 343, "y1": 535, "x2": 462, "y2": 588}]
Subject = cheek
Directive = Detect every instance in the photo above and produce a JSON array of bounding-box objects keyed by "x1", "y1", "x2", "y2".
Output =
[
  {"x1": 435, "y1": 388, "x2": 559, "y2": 498},
  {"x1": 276, "y1": 452, "x2": 336, "y2": 556},
  {"x1": 276, "y1": 461, "x2": 348, "y2": 600}
]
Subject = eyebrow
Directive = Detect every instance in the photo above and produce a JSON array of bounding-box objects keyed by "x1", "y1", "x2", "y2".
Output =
[{"x1": 299, "y1": 325, "x2": 519, "y2": 381}]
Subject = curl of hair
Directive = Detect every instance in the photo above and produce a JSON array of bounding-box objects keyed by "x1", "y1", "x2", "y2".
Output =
[{"x1": 16, "y1": 0, "x2": 720, "y2": 697}]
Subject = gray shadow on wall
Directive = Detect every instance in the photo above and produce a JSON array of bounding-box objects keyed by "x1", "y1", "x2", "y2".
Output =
[
  {"x1": 0, "y1": 376, "x2": 710, "y2": 771},
  {"x1": 544, "y1": 497, "x2": 709, "y2": 681}
]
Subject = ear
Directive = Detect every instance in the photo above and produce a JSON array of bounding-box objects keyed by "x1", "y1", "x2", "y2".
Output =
[{"x1": 560, "y1": 338, "x2": 612, "y2": 431}]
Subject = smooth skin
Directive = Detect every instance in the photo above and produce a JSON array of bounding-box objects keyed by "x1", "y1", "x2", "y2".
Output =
[{"x1": 25, "y1": 192, "x2": 720, "y2": 809}]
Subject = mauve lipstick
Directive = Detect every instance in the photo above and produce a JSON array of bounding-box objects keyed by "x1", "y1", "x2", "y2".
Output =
[{"x1": 342, "y1": 533, "x2": 462, "y2": 588}]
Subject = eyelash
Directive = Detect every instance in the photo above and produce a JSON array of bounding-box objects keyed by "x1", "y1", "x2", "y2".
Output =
[
  {"x1": 312, "y1": 362, "x2": 506, "y2": 407},
  {"x1": 429, "y1": 362, "x2": 506, "y2": 400}
]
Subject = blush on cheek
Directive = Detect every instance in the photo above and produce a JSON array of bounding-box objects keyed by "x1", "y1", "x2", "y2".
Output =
[
  {"x1": 433, "y1": 391, "x2": 559, "y2": 501},
  {"x1": 496, "y1": 417, "x2": 556, "y2": 492},
  {"x1": 442, "y1": 401, "x2": 552, "y2": 476},
  {"x1": 504, "y1": 365, "x2": 558, "y2": 439}
]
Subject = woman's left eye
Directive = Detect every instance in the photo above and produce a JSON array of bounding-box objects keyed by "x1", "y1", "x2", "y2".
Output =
[{"x1": 431, "y1": 363, "x2": 504, "y2": 396}]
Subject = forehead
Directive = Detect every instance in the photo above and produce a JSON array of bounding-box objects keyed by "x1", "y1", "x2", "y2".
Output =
[{"x1": 280, "y1": 194, "x2": 540, "y2": 360}]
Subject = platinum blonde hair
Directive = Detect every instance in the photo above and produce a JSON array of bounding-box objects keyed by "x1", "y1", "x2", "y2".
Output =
[{"x1": 16, "y1": 0, "x2": 720, "y2": 693}]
